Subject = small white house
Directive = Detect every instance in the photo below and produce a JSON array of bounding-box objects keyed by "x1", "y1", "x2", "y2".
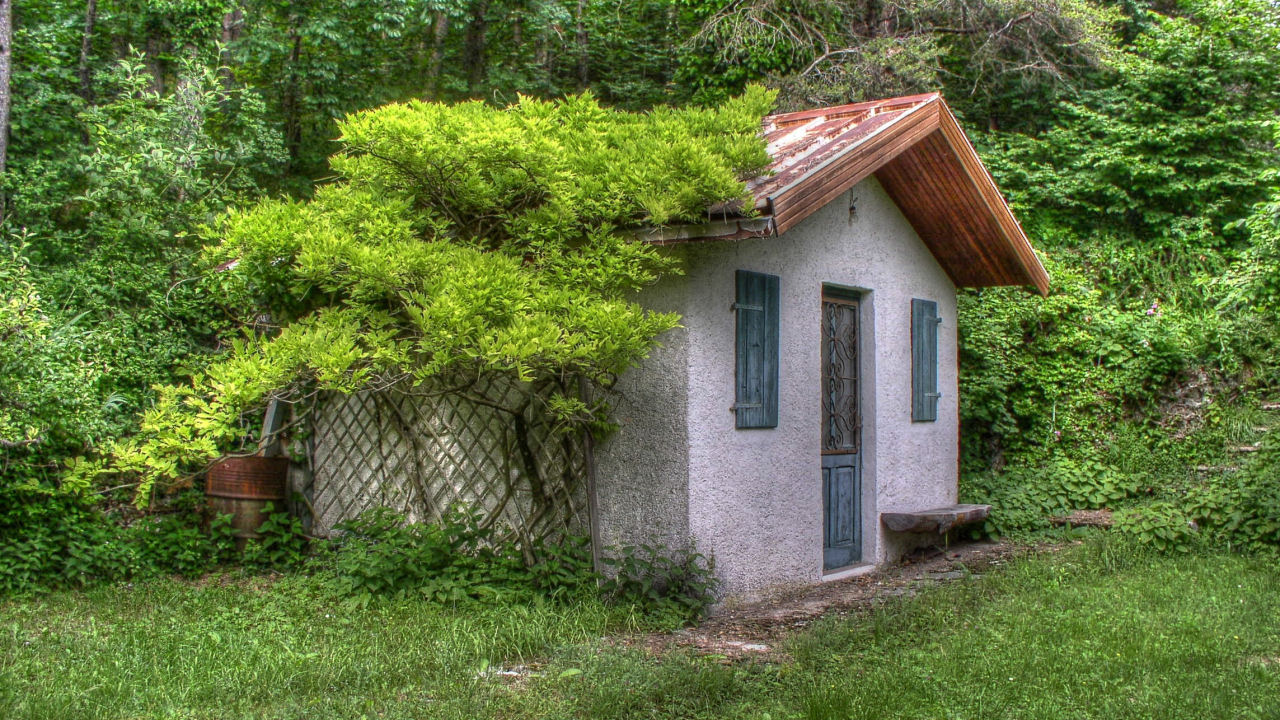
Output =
[{"x1": 594, "y1": 93, "x2": 1049, "y2": 601}]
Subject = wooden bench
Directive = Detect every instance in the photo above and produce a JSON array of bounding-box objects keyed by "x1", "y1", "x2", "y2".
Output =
[{"x1": 881, "y1": 504, "x2": 991, "y2": 534}]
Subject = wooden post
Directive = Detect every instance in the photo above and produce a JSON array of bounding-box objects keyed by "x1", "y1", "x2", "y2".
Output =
[
  {"x1": 258, "y1": 398, "x2": 287, "y2": 456},
  {"x1": 578, "y1": 376, "x2": 603, "y2": 577}
]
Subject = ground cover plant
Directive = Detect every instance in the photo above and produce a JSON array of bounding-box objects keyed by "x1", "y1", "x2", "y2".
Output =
[
  {"x1": 2, "y1": 538, "x2": 1277, "y2": 719},
  {"x1": 1, "y1": 13, "x2": 1279, "y2": 720},
  {"x1": 3, "y1": 0, "x2": 1280, "y2": 596}
]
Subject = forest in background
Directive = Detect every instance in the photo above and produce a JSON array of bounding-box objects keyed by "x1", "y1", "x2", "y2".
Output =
[{"x1": 2, "y1": 0, "x2": 1279, "y2": 589}]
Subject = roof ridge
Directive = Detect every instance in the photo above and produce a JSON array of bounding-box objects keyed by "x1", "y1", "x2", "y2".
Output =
[
  {"x1": 645, "y1": 93, "x2": 1049, "y2": 295},
  {"x1": 763, "y1": 92, "x2": 940, "y2": 128}
]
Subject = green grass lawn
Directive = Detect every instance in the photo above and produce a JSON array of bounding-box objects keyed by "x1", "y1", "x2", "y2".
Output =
[{"x1": 2, "y1": 541, "x2": 1278, "y2": 719}]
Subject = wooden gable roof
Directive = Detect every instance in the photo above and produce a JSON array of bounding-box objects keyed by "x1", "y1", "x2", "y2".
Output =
[{"x1": 644, "y1": 94, "x2": 1050, "y2": 296}]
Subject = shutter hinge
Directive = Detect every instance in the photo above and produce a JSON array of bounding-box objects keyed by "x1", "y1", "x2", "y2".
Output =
[
  {"x1": 730, "y1": 403, "x2": 762, "y2": 411},
  {"x1": 932, "y1": 316, "x2": 943, "y2": 325},
  {"x1": 926, "y1": 392, "x2": 942, "y2": 399},
  {"x1": 732, "y1": 302, "x2": 764, "y2": 312}
]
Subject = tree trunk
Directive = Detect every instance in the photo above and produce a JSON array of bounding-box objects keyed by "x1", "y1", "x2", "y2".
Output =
[
  {"x1": 281, "y1": 18, "x2": 302, "y2": 169},
  {"x1": 0, "y1": 0, "x2": 10, "y2": 219},
  {"x1": 427, "y1": 10, "x2": 449, "y2": 99},
  {"x1": 535, "y1": 25, "x2": 550, "y2": 72},
  {"x1": 144, "y1": 34, "x2": 166, "y2": 95},
  {"x1": 575, "y1": 0, "x2": 589, "y2": 89},
  {"x1": 174, "y1": 44, "x2": 203, "y2": 202},
  {"x1": 78, "y1": 0, "x2": 98, "y2": 101},
  {"x1": 463, "y1": 1, "x2": 490, "y2": 96},
  {"x1": 219, "y1": 6, "x2": 243, "y2": 90}
]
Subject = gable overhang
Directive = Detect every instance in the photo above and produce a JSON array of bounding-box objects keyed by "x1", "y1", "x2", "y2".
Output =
[{"x1": 639, "y1": 94, "x2": 1049, "y2": 296}]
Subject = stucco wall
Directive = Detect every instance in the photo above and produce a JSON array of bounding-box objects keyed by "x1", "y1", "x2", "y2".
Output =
[
  {"x1": 595, "y1": 275, "x2": 693, "y2": 554},
  {"x1": 595, "y1": 175, "x2": 960, "y2": 601}
]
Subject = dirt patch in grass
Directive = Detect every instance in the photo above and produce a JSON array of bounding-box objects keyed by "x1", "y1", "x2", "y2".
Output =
[
  {"x1": 625, "y1": 538, "x2": 1050, "y2": 661},
  {"x1": 1051, "y1": 508, "x2": 1115, "y2": 528}
]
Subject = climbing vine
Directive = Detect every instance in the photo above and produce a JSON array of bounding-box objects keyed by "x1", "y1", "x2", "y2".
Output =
[{"x1": 69, "y1": 87, "x2": 777, "y2": 506}]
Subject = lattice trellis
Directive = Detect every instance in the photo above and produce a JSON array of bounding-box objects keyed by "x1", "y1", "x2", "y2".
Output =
[{"x1": 298, "y1": 376, "x2": 589, "y2": 546}]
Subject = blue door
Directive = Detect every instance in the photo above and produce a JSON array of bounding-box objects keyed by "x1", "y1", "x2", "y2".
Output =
[{"x1": 821, "y1": 290, "x2": 861, "y2": 570}]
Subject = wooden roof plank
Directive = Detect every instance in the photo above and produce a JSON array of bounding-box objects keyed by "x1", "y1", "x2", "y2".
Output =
[
  {"x1": 773, "y1": 114, "x2": 940, "y2": 235},
  {"x1": 906, "y1": 131, "x2": 1017, "y2": 285},
  {"x1": 934, "y1": 104, "x2": 1048, "y2": 293},
  {"x1": 644, "y1": 93, "x2": 1050, "y2": 295},
  {"x1": 876, "y1": 139, "x2": 1000, "y2": 287},
  {"x1": 770, "y1": 102, "x2": 941, "y2": 234}
]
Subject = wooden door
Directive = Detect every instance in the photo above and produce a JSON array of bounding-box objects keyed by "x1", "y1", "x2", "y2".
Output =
[{"x1": 821, "y1": 289, "x2": 861, "y2": 570}]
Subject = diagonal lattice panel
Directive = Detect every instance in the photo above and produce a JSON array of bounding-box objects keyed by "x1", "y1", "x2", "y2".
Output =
[{"x1": 306, "y1": 375, "x2": 589, "y2": 549}]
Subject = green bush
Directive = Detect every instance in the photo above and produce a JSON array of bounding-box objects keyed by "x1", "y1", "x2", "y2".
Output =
[
  {"x1": 963, "y1": 456, "x2": 1143, "y2": 537},
  {"x1": 1110, "y1": 431, "x2": 1280, "y2": 554},
  {"x1": 600, "y1": 543, "x2": 719, "y2": 625},
  {"x1": 0, "y1": 490, "x2": 132, "y2": 593},
  {"x1": 313, "y1": 507, "x2": 718, "y2": 623},
  {"x1": 318, "y1": 508, "x2": 598, "y2": 607},
  {"x1": 1185, "y1": 443, "x2": 1280, "y2": 552},
  {"x1": 242, "y1": 503, "x2": 309, "y2": 570},
  {"x1": 132, "y1": 511, "x2": 238, "y2": 578},
  {"x1": 1113, "y1": 503, "x2": 1201, "y2": 553},
  {"x1": 0, "y1": 487, "x2": 238, "y2": 594},
  {"x1": 527, "y1": 534, "x2": 599, "y2": 601}
]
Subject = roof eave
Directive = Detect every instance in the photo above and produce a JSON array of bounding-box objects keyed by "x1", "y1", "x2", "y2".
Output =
[{"x1": 638, "y1": 94, "x2": 1050, "y2": 297}]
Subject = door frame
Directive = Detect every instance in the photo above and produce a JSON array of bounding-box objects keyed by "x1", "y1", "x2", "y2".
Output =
[{"x1": 820, "y1": 285, "x2": 864, "y2": 572}]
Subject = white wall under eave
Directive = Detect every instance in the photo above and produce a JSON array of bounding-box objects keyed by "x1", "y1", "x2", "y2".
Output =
[
  {"x1": 679, "y1": 176, "x2": 960, "y2": 601},
  {"x1": 593, "y1": 175, "x2": 960, "y2": 603},
  {"x1": 594, "y1": 272, "x2": 694, "y2": 556}
]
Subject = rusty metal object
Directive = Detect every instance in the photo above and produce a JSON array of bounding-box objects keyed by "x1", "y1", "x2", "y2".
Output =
[
  {"x1": 207, "y1": 456, "x2": 288, "y2": 499},
  {"x1": 881, "y1": 504, "x2": 991, "y2": 534},
  {"x1": 207, "y1": 456, "x2": 289, "y2": 547}
]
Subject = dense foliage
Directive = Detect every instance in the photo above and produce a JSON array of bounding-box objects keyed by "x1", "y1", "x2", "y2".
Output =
[
  {"x1": 314, "y1": 508, "x2": 717, "y2": 621},
  {"x1": 70, "y1": 88, "x2": 773, "y2": 504},
  {"x1": 0, "y1": 489, "x2": 239, "y2": 594},
  {"x1": 2, "y1": 0, "x2": 1280, "y2": 595},
  {"x1": 955, "y1": 0, "x2": 1280, "y2": 546}
]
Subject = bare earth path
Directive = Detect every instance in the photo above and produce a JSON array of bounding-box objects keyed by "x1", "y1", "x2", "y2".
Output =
[{"x1": 630, "y1": 539, "x2": 1047, "y2": 661}]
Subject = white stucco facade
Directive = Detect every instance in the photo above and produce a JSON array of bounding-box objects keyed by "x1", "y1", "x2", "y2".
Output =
[{"x1": 596, "y1": 176, "x2": 960, "y2": 601}]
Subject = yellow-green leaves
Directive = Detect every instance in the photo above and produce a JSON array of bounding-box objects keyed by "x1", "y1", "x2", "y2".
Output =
[
  {"x1": 90, "y1": 88, "x2": 773, "y2": 505},
  {"x1": 335, "y1": 87, "x2": 774, "y2": 238}
]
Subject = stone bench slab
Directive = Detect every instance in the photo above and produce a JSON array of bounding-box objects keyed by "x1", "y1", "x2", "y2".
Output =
[{"x1": 881, "y1": 504, "x2": 991, "y2": 534}]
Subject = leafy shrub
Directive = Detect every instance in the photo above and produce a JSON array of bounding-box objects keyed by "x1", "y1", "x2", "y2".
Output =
[
  {"x1": 0, "y1": 489, "x2": 132, "y2": 593},
  {"x1": 269, "y1": 506, "x2": 722, "y2": 624},
  {"x1": 527, "y1": 534, "x2": 599, "y2": 601},
  {"x1": 601, "y1": 544, "x2": 719, "y2": 625},
  {"x1": 0, "y1": 486, "x2": 238, "y2": 594},
  {"x1": 132, "y1": 512, "x2": 238, "y2": 578},
  {"x1": 1110, "y1": 430, "x2": 1280, "y2": 554},
  {"x1": 1113, "y1": 503, "x2": 1201, "y2": 553},
  {"x1": 1182, "y1": 443, "x2": 1280, "y2": 553},
  {"x1": 242, "y1": 503, "x2": 309, "y2": 570},
  {"x1": 963, "y1": 456, "x2": 1142, "y2": 536},
  {"x1": 319, "y1": 508, "x2": 598, "y2": 607}
]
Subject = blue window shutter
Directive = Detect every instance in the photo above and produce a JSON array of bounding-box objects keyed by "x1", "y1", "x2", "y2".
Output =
[
  {"x1": 735, "y1": 270, "x2": 780, "y2": 429},
  {"x1": 911, "y1": 298, "x2": 940, "y2": 422}
]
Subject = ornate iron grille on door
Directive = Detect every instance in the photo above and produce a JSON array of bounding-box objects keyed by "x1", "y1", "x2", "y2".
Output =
[{"x1": 821, "y1": 296, "x2": 860, "y2": 454}]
